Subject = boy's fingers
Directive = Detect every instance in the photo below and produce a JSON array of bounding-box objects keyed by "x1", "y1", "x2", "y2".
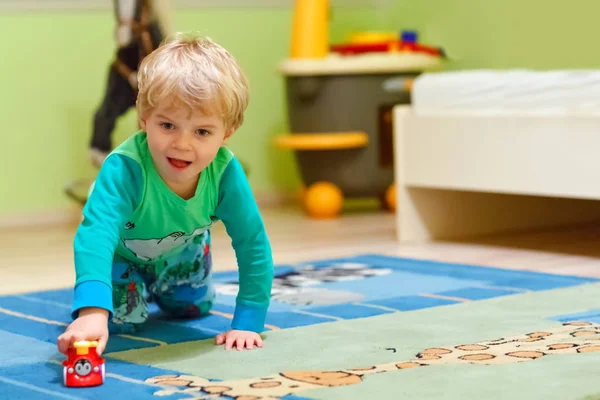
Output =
[
  {"x1": 245, "y1": 338, "x2": 254, "y2": 350},
  {"x1": 57, "y1": 333, "x2": 71, "y2": 354},
  {"x1": 70, "y1": 333, "x2": 84, "y2": 347},
  {"x1": 97, "y1": 336, "x2": 108, "y2": 356},
  {"x1": 225, "y1": 336, "x2": 235, "y2": 351},
  {"x1": 215, "y1": 334, "x2": 224, "y2": 345}
]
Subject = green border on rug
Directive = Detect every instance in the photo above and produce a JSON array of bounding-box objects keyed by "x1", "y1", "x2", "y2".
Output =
[{"x1": 107, "y1": 282, "x2": 600, "y2": 399}]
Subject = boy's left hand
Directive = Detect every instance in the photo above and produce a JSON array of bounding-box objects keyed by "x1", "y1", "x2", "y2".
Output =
[{"x1": 215, "y1": 330, "x2": 263, "y2": 351}]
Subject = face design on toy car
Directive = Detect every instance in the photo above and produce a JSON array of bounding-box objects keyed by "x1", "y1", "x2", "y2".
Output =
[{"x1": 75, "y1": 359, "x2": 92, "y2": 376}]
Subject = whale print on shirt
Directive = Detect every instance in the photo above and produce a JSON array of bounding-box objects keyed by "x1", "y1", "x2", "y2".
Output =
[{"x1": 121, "y1": 226, "x2": 210, "y2": 262}]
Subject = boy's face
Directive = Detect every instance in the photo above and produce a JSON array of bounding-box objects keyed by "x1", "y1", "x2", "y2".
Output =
[{"x1": 140, "y1": 100, "x2": 234, "y2": 197}]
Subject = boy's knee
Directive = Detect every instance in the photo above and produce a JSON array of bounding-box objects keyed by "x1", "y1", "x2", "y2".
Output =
[
  {"x1": 155, "y1": 297, "x2": 213, "y2": 318},
  {"x1": 111, "y1": 276, "x2": 149, "y2": 327},
  {"x1": 108, "y1": 320, "x2": 143, "y2": 334}
]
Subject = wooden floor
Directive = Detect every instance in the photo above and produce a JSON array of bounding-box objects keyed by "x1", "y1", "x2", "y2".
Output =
[{"x1": 1, "y1": 205, "x2": 600, "y2": 296}]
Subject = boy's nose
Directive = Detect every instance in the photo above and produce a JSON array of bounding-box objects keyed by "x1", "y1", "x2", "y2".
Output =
[{"x1": 172, "y1": 133, "x2": 192, "y2": 149}]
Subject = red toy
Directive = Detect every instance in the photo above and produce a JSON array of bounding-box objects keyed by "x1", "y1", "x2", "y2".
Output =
[
  {"x1": 62, "y1": 340, "x2": 106, "y2": 387},
  {"x1": 330, "y1": 41, "x2": 445, "y2": 57},
  {"x1": 330, "y1": 30, "x2": 445, "y2": 58}
]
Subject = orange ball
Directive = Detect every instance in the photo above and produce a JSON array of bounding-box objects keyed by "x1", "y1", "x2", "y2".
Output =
[
  {"x1": 385, "y1": 184, "x2": 396, "y2": 212},
  {"x1": 304, "y1": 181, "x2": 343, "y2": 219}
]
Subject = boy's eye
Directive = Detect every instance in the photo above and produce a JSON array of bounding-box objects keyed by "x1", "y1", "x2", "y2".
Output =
[
  {"x1": 161, "y1": 122, "x2": 174, "y2": 130},
  {"x1": 196, "y1": 129, "x2": 210, "y2": 136}
]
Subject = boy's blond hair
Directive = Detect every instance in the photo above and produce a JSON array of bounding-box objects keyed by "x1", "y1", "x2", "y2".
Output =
[{"x1": 136, "y1": 33, "x2": 249, "y2": 130}]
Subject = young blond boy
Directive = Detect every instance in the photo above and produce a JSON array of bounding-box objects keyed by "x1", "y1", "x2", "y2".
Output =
[{"x1": 57, "y1": 33, "x2": 273, "y2": 354}]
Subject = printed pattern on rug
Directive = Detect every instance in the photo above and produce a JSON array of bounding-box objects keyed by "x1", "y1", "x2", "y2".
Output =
[
  {"x1": 145, "y1": 321, "x2": 600, "y2": 399},
  {"x1": 212, "y1": 254, "x2": 598, "y2": 330},
  {"x1": 0, "y1": 254, "x2": 597, "y2": 399}
]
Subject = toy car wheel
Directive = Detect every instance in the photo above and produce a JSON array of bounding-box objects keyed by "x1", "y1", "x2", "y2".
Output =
[
  {"x1": 101, "y1": 363, "x2": 105, "y2": 382},
  {"x1": 63, "y1": 366, "x2": 67, "y2": 386}
]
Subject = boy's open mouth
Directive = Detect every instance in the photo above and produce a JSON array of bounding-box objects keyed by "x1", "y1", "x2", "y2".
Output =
[{"x1": 167, "y1": 157, "x2": 192, "y2": 170}]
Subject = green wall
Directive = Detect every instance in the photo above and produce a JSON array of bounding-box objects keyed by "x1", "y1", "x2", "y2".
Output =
[
  {"x1": 0, "y1": 6, "x2": 379, "y2": 217},
  {"x1": 384, "y1": 0, "x2": 600, "y2": 70},
  {"x1": 4, "y1": 2, "x2": 598, "y2": 217}
]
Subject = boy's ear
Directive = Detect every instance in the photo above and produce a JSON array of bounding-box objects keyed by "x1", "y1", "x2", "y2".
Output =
[
  {"x1": 136, "y1": 102, "x2": 147, "y2": 131},
  {"x1": 223, "y1": 127, "x2": 237, "y2": 143}
]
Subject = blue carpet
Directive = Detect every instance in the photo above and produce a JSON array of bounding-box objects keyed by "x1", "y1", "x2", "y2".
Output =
[
  {"x1": 551, "y1": 308, "x2": 600, "y2": 325},
  {"x1": 0, "y1": 254, "x2": 596, "y2": 399}
]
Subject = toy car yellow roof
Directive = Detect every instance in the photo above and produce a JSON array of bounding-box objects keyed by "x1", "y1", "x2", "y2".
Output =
[
  {"x1": 73, "y1": 340, "x2": 99, "y2": 348},
  {"x1": 73, "y1": 340, "x2": 99, "y2": 355}
]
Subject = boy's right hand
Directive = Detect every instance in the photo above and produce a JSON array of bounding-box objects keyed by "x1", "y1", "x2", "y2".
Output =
[{"x1": 57, "y1": 307, "x2": 109, "y2": 356}]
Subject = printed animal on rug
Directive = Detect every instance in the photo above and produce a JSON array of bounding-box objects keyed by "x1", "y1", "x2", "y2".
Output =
[
  {"x1": 145, "y1": 321, "x2": 600, "y2": 399},
  {"x1": 216, "y1": 262, "x2": 392, "y2": 306}
]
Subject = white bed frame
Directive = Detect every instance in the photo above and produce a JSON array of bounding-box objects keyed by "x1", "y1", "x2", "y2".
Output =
[{"x1": 392, "y1": 105, "x2": 600, "y2": 242}]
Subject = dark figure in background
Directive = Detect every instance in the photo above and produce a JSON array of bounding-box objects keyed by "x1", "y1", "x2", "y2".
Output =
[{"x1": 90, "y1": 0, "x2": 168, "y2": 167}]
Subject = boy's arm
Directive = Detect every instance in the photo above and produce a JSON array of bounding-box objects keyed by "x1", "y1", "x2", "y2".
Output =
[
  {"x1": 72, "y1": 154, "x2": 142, "y2": 320},
  {"x1": 214, "y1": 157, "x2": 274, "y2": 333}
]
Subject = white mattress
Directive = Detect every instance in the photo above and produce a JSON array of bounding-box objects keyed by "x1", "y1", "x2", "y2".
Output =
[{"x1": 411, "y1": 70, "x2": 600, "y2": 116}]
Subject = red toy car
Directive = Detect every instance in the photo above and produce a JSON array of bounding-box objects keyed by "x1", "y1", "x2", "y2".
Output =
[{"x1": 62, "y1": 340, "x2": 106, "y2": 387}]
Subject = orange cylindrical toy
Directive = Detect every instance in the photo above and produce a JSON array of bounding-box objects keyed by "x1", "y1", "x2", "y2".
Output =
[{"x1": 290, "y1": 0, "x2": 329, "y2": 59}]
